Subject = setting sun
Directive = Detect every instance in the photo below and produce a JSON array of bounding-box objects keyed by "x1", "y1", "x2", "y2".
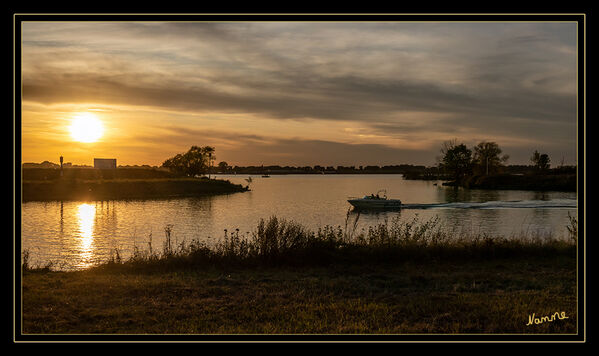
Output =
[{"x1": 69, "y1": 113, "x2": 104, "y2": 143}]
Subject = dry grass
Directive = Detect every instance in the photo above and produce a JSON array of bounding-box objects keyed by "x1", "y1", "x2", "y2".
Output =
[{"x1": 22, "y1": 256, "x2": 576, "y2": 334}]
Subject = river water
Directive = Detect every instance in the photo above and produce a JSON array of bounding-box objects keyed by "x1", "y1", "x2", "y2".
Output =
[{"x1": 20, "y1": 174, "x2": 577, "y2": 270}]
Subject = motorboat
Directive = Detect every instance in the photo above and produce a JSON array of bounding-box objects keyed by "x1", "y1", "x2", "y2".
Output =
[{"x1": 347, "y1": 190, "x2": 402, "y2": 210}]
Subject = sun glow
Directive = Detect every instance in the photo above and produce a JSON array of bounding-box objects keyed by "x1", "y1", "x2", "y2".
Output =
[{"x1": 69, "y1": 113, "x2": 104, "y2": 143}]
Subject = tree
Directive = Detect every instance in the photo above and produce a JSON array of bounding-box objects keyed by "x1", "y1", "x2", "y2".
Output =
[
  {"x1": 531, "y1": 150, "x2": 550, "y2": 171},
  {"x1": 439, "y1": 140, "x2": 473, "y2": 184},
  {"x1": 538, "y1": 154, "x2": 550, "y2": 170},
  {"x1": 205, "y1": 146, "x2": 215, "y2": 166},
  {"x1": 218, "y1": 161, "x2": 230, "y2": 173},
  {"x1": 161, "y1": 146, "x2": 216, "y2": 177},
  {"x1": 531, "y1": 150, "x2": 540, "y2": 167},
  {"x1": 473, "y1": 141, "x2": 509, "y2": 175}
]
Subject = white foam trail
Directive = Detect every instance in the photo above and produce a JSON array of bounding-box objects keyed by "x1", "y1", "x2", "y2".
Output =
[{"x1": 401, "y1": 199, "x2": 577, "y2": 209}]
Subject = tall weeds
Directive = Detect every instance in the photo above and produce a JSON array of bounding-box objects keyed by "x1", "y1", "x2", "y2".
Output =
[
  {"x1": 95, "y1": 214, "x2": 576, "y2": 271},
  {"x1": 567, "y1": 212, "x2": 578, "y2": 243}
]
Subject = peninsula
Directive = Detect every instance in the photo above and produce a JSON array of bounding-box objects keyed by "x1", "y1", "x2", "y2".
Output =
[{"x1": 21, "y1": 167, "x2": 249, "y2": 202}]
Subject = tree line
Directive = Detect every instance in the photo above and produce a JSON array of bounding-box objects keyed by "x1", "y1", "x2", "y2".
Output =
[
  {"x1": 160, "y1": 144, "x2": 570, "y2": 179},
  {"x1": 160, "y1": 146, "x2": 435, "y2": 177},
  {"x1": 438, "y1": 139, "x2": 564, "y2": 185}
]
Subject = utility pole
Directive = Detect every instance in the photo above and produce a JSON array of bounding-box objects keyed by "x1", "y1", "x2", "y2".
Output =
[
  {"x1": 60, "y1": 156, "x2": 64, "y2": 177},
  {"x1": 486, "y1": 156, "x2": 489, "y2": 175}
]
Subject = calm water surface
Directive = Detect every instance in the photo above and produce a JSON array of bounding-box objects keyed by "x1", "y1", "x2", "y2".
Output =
[{"x1": 21, "y1": 174, "x2": 577, "y2": 270}]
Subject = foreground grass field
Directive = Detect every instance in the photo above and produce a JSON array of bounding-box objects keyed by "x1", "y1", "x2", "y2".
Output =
[
  {"x1": 21, "y1": 215, "x2": 578, "y2": 335},
  {"x1": 22, "y1": 256, "x2": 576, "y2": 334}
]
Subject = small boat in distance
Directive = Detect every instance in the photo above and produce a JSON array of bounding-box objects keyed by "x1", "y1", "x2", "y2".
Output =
[
  {"x1": 347, "y1": 189, "x2": 402, "y2": 210},
  {"x1": 261, "y1": 164, "x2": 270, "y2": 177}
]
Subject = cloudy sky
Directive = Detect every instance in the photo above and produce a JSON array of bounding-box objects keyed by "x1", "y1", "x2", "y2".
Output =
[{"x1": 21, "y1": 21, "x2": 578, "y2": 167}]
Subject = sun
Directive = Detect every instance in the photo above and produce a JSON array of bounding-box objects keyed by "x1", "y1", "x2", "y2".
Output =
[{"x1": 69, "y1": 113, "x2": 104, "y2": 143}]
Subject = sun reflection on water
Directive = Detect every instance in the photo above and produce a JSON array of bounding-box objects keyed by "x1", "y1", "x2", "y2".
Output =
[{"x1": 76, "y1": 203, "x2": 96, "y2": 268}]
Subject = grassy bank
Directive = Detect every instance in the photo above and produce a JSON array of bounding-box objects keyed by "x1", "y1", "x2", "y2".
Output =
[
  {"x1": 402, "y1": 169, "x2": 450, "y2": 181},
  {"x1": 443, "y1": 173, "x2": 577, "y2": 192},
  {"x1": 21, "y1": 216, "x2": 578, "y2": 335},
  {"x1": 22, "y1": 178, "x2": 249, "y2": 202},
  {"x1": 21, "y1": 167, "x2": 249, "y2": 201},
  {"x1": 22, "y1": 167, "x2": 181, "y2": 181}
]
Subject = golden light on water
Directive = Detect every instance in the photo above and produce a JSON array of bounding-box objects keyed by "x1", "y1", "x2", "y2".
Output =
[
  {"x1": 76, "y1": 203, "x2": 96, "y2": 267},
  {"x1": 69, "y1": 113, "x2": 104, "y2": 143}
]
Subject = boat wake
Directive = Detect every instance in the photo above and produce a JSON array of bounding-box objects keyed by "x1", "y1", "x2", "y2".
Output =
[{"x1": 400, "y1": 199, "x2": 577, "y2": 210}]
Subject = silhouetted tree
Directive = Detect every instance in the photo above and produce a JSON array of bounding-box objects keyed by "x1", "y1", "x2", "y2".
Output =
[
  {"x1": 538, "y1": 154, "x2": 550, "y2": 170},
  {"x1": 473, "y1": 141, "x2": 509, "y2": 175},
  {"x1": 218, "y1": 161, "x2": 229, "y2": 173},
  {"x1": 162, "y1": 146, "x2": 215, "y2": 177},
  {"x1": 531, "y1": 150, "x2": 551, "y2": 171},
  {"x1": 440, "y1": 140, "x2": 473, "y2": 184}
]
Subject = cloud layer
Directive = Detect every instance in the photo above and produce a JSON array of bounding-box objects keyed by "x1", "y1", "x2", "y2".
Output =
[{"x1": 21, "y1": 21, "x2": 578, "y2": 166}]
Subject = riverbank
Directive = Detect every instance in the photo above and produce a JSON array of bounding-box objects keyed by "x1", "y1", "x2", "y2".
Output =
[
  {"x1": 21, "y1": 178, "x2": 249, "y2": 202},
  {"x1": 442, "y1": 173, "x2": 577, "y2": 192},
  {"x1": 21, "y1": 216, "x2": 578, "y2": 335}
]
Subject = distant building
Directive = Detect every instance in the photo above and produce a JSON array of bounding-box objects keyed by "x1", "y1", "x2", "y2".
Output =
[{"x1": 94, "y1": 158, "x2": 117, "y2": 169}]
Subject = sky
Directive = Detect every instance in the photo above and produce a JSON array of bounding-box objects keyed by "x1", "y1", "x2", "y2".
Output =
[{"x1": 20, "y1": 21, "x2": 579, "y2": 167}]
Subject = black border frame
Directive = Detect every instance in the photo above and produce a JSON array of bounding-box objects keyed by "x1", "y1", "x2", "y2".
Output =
[{"x1": 12, "y1": 12, "x2": 587, "y2": 343}]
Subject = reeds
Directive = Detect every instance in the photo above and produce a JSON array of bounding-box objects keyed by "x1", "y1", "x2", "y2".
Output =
[
  {"x1": 91, "y1": 213, "x2": 576, "y2": 272},
  {"x1": 21, "y1": 249, "x2": 55, "y2": 272},
  {"x1": 566, "y1": 211, "x2": 578, "y2": 243}
]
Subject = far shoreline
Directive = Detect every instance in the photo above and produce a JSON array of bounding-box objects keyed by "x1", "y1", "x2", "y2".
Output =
[{"x1": 20, "y1": 166, "x2": 577, "y2": 203}]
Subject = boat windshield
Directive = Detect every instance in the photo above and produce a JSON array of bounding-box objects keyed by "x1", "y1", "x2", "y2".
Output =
[{"x1": 363, "y1": 194, "x2": 384, "y2": 199}]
